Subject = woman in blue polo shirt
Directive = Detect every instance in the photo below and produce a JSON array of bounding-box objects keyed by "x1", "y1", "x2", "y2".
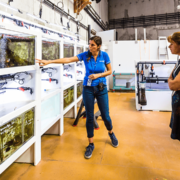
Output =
[{"x1": 36, "y1": 36, "x2": 118, "y2": 159}]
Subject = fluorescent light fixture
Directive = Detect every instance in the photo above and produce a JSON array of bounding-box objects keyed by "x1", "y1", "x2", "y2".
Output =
[
  {"x1": 26, "y1": 13, "x2": 47, "y2": 23},
  {"x1": 49, "y1": 23, "x2": 63, "y2": 28},
  {"x1": 49, "y1": 23, "x2": 68, "y2": 31},
  {"x1": 63, "y1": 26, "x2": 68, "y2": 30},
  {"x1": 0, "y1": 1, "x2": 18, "y2": 12},
  {"x1": 47, "y1": 23, "x2": 76, "y2": 38},
  {"x1": 75, "y1": 33, "x2": 82, "y2": 38}
]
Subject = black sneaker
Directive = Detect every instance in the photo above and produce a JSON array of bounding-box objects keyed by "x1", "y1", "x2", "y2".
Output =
[
  {"x1": 108, "y1": 132, "x2": 118, "y2": 147},
  {"x1": 84, "y1": 144, "x2": 94, "y2": 159}
]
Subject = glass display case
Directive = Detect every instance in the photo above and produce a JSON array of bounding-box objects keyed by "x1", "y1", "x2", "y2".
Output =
[
  {"x1": 77, "y1": 81, "x2": 83, "y2": 99},
  {"x1": 1, "y1": 117, "x2": 22, "y2": 162},
  {"x1": 23, "y1": 108, "x2": 34, "y2": 143},
  {"x1": 0, "y1": 30, "x2": 35, "y2": 68},
  {"x1": 76, "y1": 60, "x2": 85, "y2": 81},
  {"x1": 42, "y1": 40, "x2": 60, "y2": 60},
  {"x1": 41, "y1": 65, "x2": 61, "y2": 99},
  {"x1": 0, "y1": 107, "x2": 34, "y2": 163},
  {"x1": 77, "y1": 46, "x2": 83, "y2": 55},
  {"x1": 0, "y1": 70, "x2": 36, "y2": 119},
  {"x1": 63, "y1": 43, "x2": 74, "y2": 58},
  {"x1": 63, "y1": 64, "x2": 75, "y2": 87},
  {"x1": 0, "y1": 130, "x2": 1, "y2": 164},
  {"x1": 41, "y1": 93, "x2": 61, "y2": 132},
  {"x1": 63, "y1": 86, "x2": 74, "y2": 109}
]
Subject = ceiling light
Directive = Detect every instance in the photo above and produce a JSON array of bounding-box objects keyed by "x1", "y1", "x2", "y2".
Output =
[{"x1": 177, "y1": 5, "x2": 180, "y2": 9}]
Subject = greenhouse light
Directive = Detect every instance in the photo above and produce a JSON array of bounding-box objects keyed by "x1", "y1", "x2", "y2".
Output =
[{"x1": 0, "y1": 1, "x2": 18, "y2": 12}]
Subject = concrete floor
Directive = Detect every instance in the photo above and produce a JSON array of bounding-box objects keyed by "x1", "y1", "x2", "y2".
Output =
[{"x1": 0, "y1": 93, "x2": 180, "y2": 180}]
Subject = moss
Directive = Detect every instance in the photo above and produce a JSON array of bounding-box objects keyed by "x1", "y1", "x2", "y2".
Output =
[
  {"x1": 3, "y1": 145, "x2": 15, "y2": 161},
  {"x1": 0, "y1": 34, "x2": 35, "y2": 68},
  {"x1": 42, "y1": 41, "x2": 59, "y2": 60},
  {"x1": 23, "y1": 109, "x2": 34, "y2": 142},
  {"x1": 7, "y1": 41, "x2": 35, "y2": 66},
  {"x1": 64, "y1": 44, "x2": 74, "y2": 58}
]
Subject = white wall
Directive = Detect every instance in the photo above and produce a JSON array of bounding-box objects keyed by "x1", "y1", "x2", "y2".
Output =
[
  {"x1": 0, "y1": 0, "x2": 108, "y2": 41},
  {"x1": 96, "y1": 29, "x2": 116, "y2": 43},
  {"x1": 106, "y1": 40, "x2": 177, "y2": 89}
]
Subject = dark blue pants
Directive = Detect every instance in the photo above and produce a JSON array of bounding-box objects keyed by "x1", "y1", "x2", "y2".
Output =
[{"x1": 83, "y1": 86, "x2": 113, "y2": 138}]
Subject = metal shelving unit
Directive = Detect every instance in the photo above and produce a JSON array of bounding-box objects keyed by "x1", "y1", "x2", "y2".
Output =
[{"x1": 112, "y1": 72, "x2": 135, "y2": 92}]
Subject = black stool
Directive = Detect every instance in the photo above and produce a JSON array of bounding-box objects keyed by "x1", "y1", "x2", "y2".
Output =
[{"x1": 73, "y1": 99, "x2": 101, "y2": 129}]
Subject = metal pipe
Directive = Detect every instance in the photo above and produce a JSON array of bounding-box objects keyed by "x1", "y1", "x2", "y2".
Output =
[
  {"x1": 116, "y1": 31, "x2": 118, "y2": 41},
  {"x1": 135, "y1": 28, "x2": 137, "y2": 44},
  {"x1": 137, "y1": 61, "x2": 176, "y2": 66},
  {"x1": 88, "y1": 25, "x2": 91, "y2": 42},
  {"x1": 145, "y1": 77, "x2": 168, "y2": 83},
  {"x1": 109, "y1": 12, "x2": 180, "y2": 29},
  {"x1": 144, "y1": 28, "x2": 146, "y2": 43},
  {"x1": 42, "y1": 0, "x2": 88, "y2": 31}
]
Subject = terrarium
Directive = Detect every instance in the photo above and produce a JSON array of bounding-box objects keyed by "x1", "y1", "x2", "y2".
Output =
[
  {"x1": 42, "y1": 40, "x2": 60, "y2": 60},
  {"x1": 63, "y1": 43, "x2": 74, "y2": 58},
  {"x1": 63, "y1": 86, "x2": 74, "y2": 109},
  {"x1": 23, "y1": 108, "x2": 34, "y2": 142},
  {"x1": 77, "y1": 81, "x2": 83, "y2": 99},
  {"x1": 0, "y1": 33, "x2": 35, "y2": 68}
]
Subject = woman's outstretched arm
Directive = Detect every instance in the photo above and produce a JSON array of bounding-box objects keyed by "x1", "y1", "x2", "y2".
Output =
[{"x1": 36, "y1": 56, "x2": 79, "y2": 66}]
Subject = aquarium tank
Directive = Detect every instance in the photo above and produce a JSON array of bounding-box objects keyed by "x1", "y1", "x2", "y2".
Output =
[
  {"x1": 0, "y1": 128, "x2": 2, "y2": 164},
  {"x1": 0, "y1": 107, "x2": 34, "y2": 163},
  {"x1": 42, "y1": 40, "x2": 60, "y2": 60},
  {"x1": 64, "y1": 43, "x2": 74, "y2": 58},
  {"x1": 77, "y1": 46, "x2": 83, "y2": 55},
  {"x1": 63, "y1": 86, "x2": 74, "y2": 109},
  {"x1": 23, "y1": 108, "x2": 34, "y2": 142},
  {"x1": 0, "y1": 115, "x2": 23, "y2": 162},
  {"x1": 0, "y1": 33, "x2": 35, "y2": 68},
  {"x1": 77, "y1": 81, "x2": 83, "y2": 99}
]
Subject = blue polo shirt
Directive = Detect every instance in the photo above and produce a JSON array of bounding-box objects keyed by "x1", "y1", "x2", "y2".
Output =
[{"x1": 77, "y1": 50, "x2": 111, "y2": 86}]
